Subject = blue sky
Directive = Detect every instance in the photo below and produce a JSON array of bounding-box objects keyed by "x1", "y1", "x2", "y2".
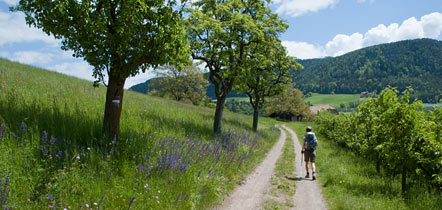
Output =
[{"x1": 1, "y1": 0, "x2": 441, "y2": 88}]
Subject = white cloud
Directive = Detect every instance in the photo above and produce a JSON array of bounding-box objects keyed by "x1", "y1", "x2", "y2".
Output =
[
  {"x1": 0, "y1": 11, "x2": 59, "y2": 47},
  {"x1": 0, "y1": 51, "x2": 9, "y2": 58},
  {"x1": 357, "y1": 0, "x2": 374, "y2": 3},
  {"x1": 325, "y1": 33, "x2": 363, "y2": 57},
  {"x1": 274, "y1": 0, "x2": 339, "y2": 17},
  {"x1": 11, "y1": 51, "x2": 54, "y2": 65},
  {"x1": 0, "y1": 0, "x2": 19, "y2": 6},
  {"x1": 283, "y1": 12, "x2": 442, "y2": 59},
  {"x1": 48, "y1": 62, "x2": 94, "y2": 82},
  {"x1": 282, "y1": 41, "x2": 325, "y2": 59},
  {"x1": 126, "y1": 71, "x2": 156, "y2": 89}
]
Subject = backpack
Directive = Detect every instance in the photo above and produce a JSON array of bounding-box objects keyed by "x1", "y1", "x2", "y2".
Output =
[{"x1": 305, "y1": 132, "x2": 318, "y2": 150}]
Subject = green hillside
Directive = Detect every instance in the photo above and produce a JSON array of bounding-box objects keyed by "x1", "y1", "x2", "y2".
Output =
[
  {"x1": 295, "y1": 38, "x2": 442, "y2": 103},
  {"x1": 0, "y1": 58, "x2": 278, "y2": 209}
]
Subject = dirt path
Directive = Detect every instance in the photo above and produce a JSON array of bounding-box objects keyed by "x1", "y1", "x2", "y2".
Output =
[
  {"x1": 281, "y1": 124, "x2": 328, "y2": 210},
  {"x1": 213, "y1": 126, "x2": 287, "y2": 210}
]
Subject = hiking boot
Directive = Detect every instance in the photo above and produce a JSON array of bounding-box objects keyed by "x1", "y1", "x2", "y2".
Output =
[
  {"x1": 305, "y1": 172, "x2": 309, "y2": 178},
  {"x1": 312, "y1": 172, "x2": 316, "y2": 180}
]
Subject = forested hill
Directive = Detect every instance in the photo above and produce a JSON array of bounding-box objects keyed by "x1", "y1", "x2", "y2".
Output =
[
  {"x1": 294, "y1": 38, "x2": 442, "y2": 103},
  {"x1": 130, "y1": 38, "x2": 442, "y2": 103}
]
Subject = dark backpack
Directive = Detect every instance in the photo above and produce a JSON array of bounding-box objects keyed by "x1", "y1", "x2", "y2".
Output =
[{"x1": 305, "y1": 133, "x2": 317, "y2": 150}]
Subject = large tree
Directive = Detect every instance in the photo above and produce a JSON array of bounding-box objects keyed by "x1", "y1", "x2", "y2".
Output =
[
  {"x1": 13, "y1": 0, "x2": 189, "y2": 137},
  {"x1": 266, "y1": 85, "x2": 311, "y2": 121},
  {"x1": 149, "y1": 65, "x2": 209, "y2": 105},
  {"x1": 238, "y1": 38, "x2": 301, "y2": 131},
  {"x1": 186, "y1": 0, "x2": 286, "y2": 134}
]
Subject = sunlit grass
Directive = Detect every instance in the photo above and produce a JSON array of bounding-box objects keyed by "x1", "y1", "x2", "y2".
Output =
[{"x1": 0, "y1": 58, "x2": 279, "y2": 209}]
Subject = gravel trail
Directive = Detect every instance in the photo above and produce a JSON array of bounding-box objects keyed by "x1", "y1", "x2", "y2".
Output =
[
  {"x1": 281, "y1": 124, "x2": 328, "y2": 210},
  {"x1": 213, "y1": 126, "x2": 287, "y2": 210}
]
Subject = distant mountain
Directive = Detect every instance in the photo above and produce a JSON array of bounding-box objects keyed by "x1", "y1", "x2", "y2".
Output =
[
  {"x1": 130, "y1": 38, "x2": 442, "y2": 103},
  {"x1": 294, "y1": 38, "x2": 442, "y2": 103}
]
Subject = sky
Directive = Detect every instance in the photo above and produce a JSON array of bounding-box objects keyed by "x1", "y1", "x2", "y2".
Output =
[{"x1": 0, "y1": 0, "x2": 441, "y2": 89}]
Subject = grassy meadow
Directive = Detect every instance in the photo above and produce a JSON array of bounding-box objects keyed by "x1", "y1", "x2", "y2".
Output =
[
  {"x1": 0, "y1": 58, "x2": 280, "y2": 209},
  {"x1": 305, "y1": 93, "x2": 361, "y2": 108},
  {"x1": 287, "y1": 122, "x2": 442, "y2": 210}
]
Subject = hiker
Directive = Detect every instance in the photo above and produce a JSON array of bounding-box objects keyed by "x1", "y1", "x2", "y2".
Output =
[{"x1": 302, "y1": 126, "x2": 318, "y2": 180}]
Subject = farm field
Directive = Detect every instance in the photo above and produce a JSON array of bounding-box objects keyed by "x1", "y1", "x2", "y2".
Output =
[
  {"x1": 0, "y1": 58, "x2": 280, "y2": 209},
  {"x1": 304, "y1": 93, "x2": 361, "y2": 108}
]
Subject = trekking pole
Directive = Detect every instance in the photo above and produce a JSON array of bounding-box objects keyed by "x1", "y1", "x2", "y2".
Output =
[{"x1": 301, "y1": 150, "x2": 303, "y2": 167}]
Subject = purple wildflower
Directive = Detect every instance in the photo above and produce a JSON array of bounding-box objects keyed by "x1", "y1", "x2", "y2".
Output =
[
  {"x1": 98, "y1": 195, "x2": 105, "y2": 210},
  {"x1": 48, "y1": 194, "x2": 52, "y2": 199},
  {"x1": 50, "y1": 136, "x2": 57, "y2": 145},
  {"x1": 0, "y1": 126, "x2": 3, "y2": 140},
  {"x1": 174, "y1": 192, "x2": 181, "y2": 205},
  {"x1": 42, "y1": 131, "x2": 48, "y2": 141},
  {"x1": 76, "y1": 156, "x2": 80, "y2": 160},
  {"x1": 128, "y1": 197, "x2": 135, "y2": 209},
  {"x1": 20, "y1": 122, "x2": 26, "y2": 133},
  {"x1": 197, "y1": 171, "x2": 201, "y2": 179},
  {"x1": 183, "y1": 194, "x2": 189, "y2": 201}
]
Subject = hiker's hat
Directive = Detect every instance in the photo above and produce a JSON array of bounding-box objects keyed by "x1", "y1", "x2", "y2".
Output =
[{"x1": 306, "y1": 126, "x2": 312, "y2": 131}]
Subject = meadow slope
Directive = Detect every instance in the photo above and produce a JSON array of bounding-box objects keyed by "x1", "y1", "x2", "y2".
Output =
[{"x1": 0, "y1": 58, "x2": 279, "y2": 209}]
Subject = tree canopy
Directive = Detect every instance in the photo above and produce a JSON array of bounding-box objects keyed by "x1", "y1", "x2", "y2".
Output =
[
  {"x1": 13, "y1": 0, "x2": 189, "y2": 137},
  {"x1": 237, "y1": 38, "x2": 301, "y2": 130},
  {"x1": 149, "y1": 65, "x2": 209, "y2": 105},
  {"x1": 186, "y1": 0, "x2": 288, "y2": 134}
]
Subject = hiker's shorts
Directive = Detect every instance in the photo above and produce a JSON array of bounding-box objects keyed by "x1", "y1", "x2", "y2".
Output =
[{"x1": 304, "y1": 149, "x2": 316, "y2": 163}]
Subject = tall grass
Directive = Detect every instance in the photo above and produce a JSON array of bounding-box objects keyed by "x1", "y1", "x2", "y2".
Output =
[
  {"x1": 0, "y1": 58, "x2": 279, "y2": 209},
  {"x1": 287, "y1": 122, "x2": 442, "y2": 210}
]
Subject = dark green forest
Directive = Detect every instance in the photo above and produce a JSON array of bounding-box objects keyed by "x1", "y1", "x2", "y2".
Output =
[
  {"x1": 294, "y1": 38, "x2": 442, "y2": 103},
  {"x1": 131, "y1": 38, "x2": 442, "y2": 103}
]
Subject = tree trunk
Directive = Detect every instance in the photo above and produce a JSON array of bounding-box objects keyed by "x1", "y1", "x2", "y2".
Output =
[
  {"x1": 401, "y1": 166, "x2": 407, "y2": 195},
  {"x1": 213, "y1": 96, "x2": 226, "y2": 135},
  {"x1": 103, "y1": 73, "x2": 126, "y2": 138},
  {"x1": 253, "y1": 104, "x2": 259, "y2": 131}
]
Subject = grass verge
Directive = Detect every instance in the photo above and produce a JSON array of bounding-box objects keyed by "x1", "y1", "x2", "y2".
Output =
[{"x1": 263, "y1": 125, "x2": 296, "y2": 210}]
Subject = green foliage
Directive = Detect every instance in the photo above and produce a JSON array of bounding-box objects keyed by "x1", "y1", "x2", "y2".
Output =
[
  {"x1": 186, "y1": 0, "x2": 288, "y2": 133},
  {"x1": 287, "y1": 122, "x2": 442, "y2": 210},
  {"x1": 13, "y1": 0, "x2": 188, "y2": 82},
  {"x1": 236, "y1": 35, "x2": 301, "y2": 130},
  {"x1": 266, "y1": 86, "x2": 312, "y2": 121},
  {"x1": 294, "y1": 38, "x2": 442, "y2": 103},
  {"x1": 316, "y1": 87, "x2": 442, "y2": 194},
  {"x1": 149, "y1": 65, "x2": 209, "y2": 105},
  {"x1": 0, "y1": 58, "x2": 280, "y2": 209}
]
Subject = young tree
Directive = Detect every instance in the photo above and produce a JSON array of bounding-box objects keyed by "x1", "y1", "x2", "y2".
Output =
[
  {"x1": 149, "y1": 65, "x2": 209, "y2": 105},
  {"x1": 237, "y1": 39, "x2": 301, "y2": 131},
  {"x1": 13, "y1": 0, "x2": 189, "y2": 137},
  {"x1": 186, "y1": 0, "x2": 287, "y2": 134}
]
